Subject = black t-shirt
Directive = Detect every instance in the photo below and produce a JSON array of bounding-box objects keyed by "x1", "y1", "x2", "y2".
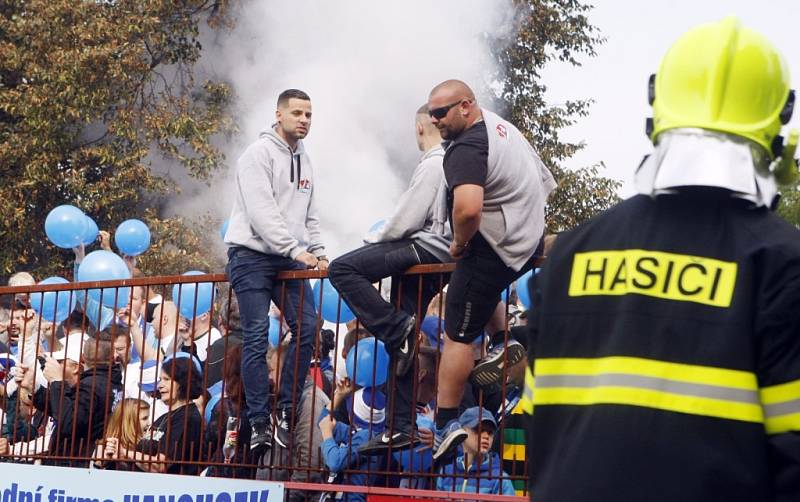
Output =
[
  {"x1": 443, "y1": 121, "x2": 488, "y2": 226},
  {"x1": 443, "y1": 120, "x2": 488, "y2": 189},
  {"x1": 138, "y1": 403, "x2": 203, "y2": 475}
]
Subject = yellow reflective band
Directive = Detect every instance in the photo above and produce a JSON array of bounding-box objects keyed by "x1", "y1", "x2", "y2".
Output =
[
  {"x1": 568, "y1": 249, "x2": 737, "y2": 307},
  {"x1": 760, "y1": 379, "x2": 800, "y2": 434},
  {"x1": 520, "y1": 366, "x2": 535, "y2": 415},
  {"x1": 765, "y1": 413, "x2": 800, "y2": 435},
  {"x1": 535, "y1": 356, "x2": 758, "y2": 390},
  {"x1": 531, "y1": 356, "x2": 764, "y2": 424},
  {"x1": 502, "y1": 443, "x2": 526, "y2": 460},
  {"x1": 760, "y1": 379, "x2": 800, "y2": 405},
  {"x1": 533, "y1": 387, "x2": 764, "y2": 424}
]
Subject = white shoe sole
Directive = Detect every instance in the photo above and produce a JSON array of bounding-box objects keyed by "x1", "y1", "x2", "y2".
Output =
[
  {"x1": 433, "y1": 428, "x2": 468, "y2": 462},
  {"x1": 470, "y1": 342, "x2": 526, "y2": 390}
]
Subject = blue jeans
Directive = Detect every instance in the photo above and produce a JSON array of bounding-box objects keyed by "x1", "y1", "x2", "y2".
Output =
[{"x1": 227, "y1": 247, "x2": 317, "y2": 421}]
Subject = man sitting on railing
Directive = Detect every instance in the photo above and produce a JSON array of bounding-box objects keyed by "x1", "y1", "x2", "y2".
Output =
[{"x1": 328, "y1": 104, "x2": 452, "y2": 455}]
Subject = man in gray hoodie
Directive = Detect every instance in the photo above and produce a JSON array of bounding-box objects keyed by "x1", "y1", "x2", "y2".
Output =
[
  {"x1": 328, "y1": 104, "x2": 451, "y2": 452},
  {"x1": 225, "y1": 89, "x2": 328, "y2": 452}
]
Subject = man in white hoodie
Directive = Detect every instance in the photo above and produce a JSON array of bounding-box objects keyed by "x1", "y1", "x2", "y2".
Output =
[
  {"x1": 225, "y1": 89, "x2": 327, "y2": 452},
  {"x1": 329, "y1": 104, "x2": 451, "y2": 453}
]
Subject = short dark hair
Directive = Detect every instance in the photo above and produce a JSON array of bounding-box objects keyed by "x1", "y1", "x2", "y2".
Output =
[
  {"x1": 277, "y1": 89, "x2": 310, "y2": 107},
  {"x1": 82, "y1": 337, "x2": 114, "y2": 368},
  {"x1": 161, "y1": 357, "x2": 204, "y2": 401}
]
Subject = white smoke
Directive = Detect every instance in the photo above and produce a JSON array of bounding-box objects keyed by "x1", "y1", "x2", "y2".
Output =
[{"x1": 175, "y1": 0, "x2": 514, "y2": 259}]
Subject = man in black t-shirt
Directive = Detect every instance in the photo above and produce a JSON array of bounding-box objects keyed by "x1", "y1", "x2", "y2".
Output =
[{"x1": 426, "y1": 80, "x2": 553, "y2": 461}]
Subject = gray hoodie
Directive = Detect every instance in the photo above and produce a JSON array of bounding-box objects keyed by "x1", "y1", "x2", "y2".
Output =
[
  {"x1": 225, "y1": 127, "x2": 326, "y2": 260},
  {"x1": 365, "y1": 145, "x2": 452, "y2": 262}
]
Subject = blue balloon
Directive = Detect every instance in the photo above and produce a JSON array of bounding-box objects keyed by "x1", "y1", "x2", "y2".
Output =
[
  {"x1": 345, "y1": 337, "x2": 389, "y2": 388},
  {"x1": 516, "y1": 268, "x2": 540, "y2": 310},
  {"x1": 268, "y1": 316, "x2": 281, "y2": 347},
  {"x1": 45, "y1": 205, "x2": 88, "y2": 249},
  {"x1": 172, "y1": 271, "x2": 215, "y2": 320},
  {"x1": 78, "y1": 293, "x2": 115, "y2": 331},
  {"x1": 220, "y1": 219, "x2": 229, "y2": 241},
  {"x1": 313, "y1": 280, "x2": 355, "y2": 323},
  {"x1": 30, "y1": 277, "x2": 77, "y2": 323},
  {"x1": 115, "y1": 219, "x2": 151, "y2": 256},
  {"x1": 77, "y1": 250, "x2": 131, "y2": 309},
  {"x1": 82, "y1": 216, "x2": 99, "y2": 246}
]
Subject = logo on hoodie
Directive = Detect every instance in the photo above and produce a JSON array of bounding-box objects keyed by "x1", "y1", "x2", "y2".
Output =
[
  {"x1": 496, "y1": 123, "x2": 507, "y2": 139},
  {"x1": 298, "y1": 178, "x2": 312, "y2": 193}
]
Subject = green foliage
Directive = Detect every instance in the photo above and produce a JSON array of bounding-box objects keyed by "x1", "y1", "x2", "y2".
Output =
[
  {"x1": 0, "y1": 0, "x2": 234, "y2": 279},
  {"x1": 776, "y1": 184, "x2": 800, "y2": 228},
  {"x1": 489, "y1": 0, "x2": 622, "y2": 232}
]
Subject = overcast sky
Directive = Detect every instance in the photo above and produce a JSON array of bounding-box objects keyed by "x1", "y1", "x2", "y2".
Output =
[{"x1": 542, "y1": 1, "x2": 800, "y2": 197}]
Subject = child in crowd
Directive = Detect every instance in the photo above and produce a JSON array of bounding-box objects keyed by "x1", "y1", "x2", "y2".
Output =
[
  {"x1": 436, "y1": 407, "x2": 516, "y2": 496},
  {"x1": 318, "y1": 387, "x2": 388, "y2": 502}
]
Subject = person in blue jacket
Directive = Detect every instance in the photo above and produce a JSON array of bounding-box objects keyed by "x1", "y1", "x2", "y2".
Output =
[
  {"x1": 318, "y1": 388, "x2": 388, "y2": 502},
  {"x1": 437, "y1": 406, "x2": 516, "y2": 495}
]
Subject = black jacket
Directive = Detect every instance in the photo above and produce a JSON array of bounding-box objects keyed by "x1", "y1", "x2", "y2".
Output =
[
  {"x1": 34, "y1": 364, "x2": 123, "y2": 466},
  {"x1": 527, "y1": 190, "x2": 800, "y2": 502}
]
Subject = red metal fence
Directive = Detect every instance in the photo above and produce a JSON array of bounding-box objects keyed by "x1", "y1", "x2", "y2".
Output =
[{"x1": 0, "y1": 266, "x2": 529, "y2": 500}]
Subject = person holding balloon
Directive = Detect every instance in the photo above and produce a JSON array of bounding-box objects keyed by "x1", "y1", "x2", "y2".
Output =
[
  {"x1": 318, "y1": 385, "x2": 389, "y2": 502},
  {"x1": 224, "y1": 89, "x2": 327, "y2": 453},
  {"x1": 328, "y1": 104, "x2": 453, "y2": 455}
]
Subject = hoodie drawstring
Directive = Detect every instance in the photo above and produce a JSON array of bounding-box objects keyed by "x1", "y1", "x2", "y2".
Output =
[
  {"x1": 289, "y1": 152, "x2": 302, "y2": 189},
  {"x1": 296, "y1": 155, "x2": 302, "y2": 190}
]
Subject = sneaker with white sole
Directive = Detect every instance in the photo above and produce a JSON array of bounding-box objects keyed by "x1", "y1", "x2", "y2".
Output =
[
  {"x1": 469, "y1": 338, "x2": 526, "y2": 391},
  {"x1": 272, "y1": 407, "x2": 292, "y2": 449},
  {"x1": 432, "y1": 420, "x2": 467, "y2": 463},
  {"x1": 249, "y1": 417, "x2": 272, "y2": 452},
  {"x1": 358, "y1": 431, "x2": 419, "y2": 456},
  {"x1": 394, "y1": 316, "x2": 417, "y2": 377}
]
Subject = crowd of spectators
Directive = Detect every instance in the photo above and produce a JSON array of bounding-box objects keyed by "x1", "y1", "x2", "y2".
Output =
[{"x1": 0, "y1": 256, "x2": 530, "y2": 499}]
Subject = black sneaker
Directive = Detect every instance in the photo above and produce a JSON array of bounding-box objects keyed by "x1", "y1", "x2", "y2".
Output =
[
  {"x1": 394, "y1": 316, "x2": 417, "y2": 377},
  {"x1": 272, "y1": 407, "x2": 292, "y2": 449},
  {"x1": 249, "y1": 417, "x2": 272, "y2": 452},
  {"x1": 359, "y1": 431, "x2": 420, "y2": 456},
  {"x1": 469, "y1": 339, "x2": 526, "y2": 392}
]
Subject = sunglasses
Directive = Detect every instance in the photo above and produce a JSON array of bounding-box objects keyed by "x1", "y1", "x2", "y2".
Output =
[{"x1": 428, "y1": 99, "x2": 465, "y2": 120}]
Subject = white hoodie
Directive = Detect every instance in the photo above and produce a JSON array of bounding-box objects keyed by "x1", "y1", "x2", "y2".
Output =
[{"x1": 225, "y1": 127, "x2": 326, "y2": 259}]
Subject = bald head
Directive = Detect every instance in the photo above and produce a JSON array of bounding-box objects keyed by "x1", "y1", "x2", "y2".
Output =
[
  {"x1": 153, "y1": 300, "x2": 178, "y2": 338},
  {"x1": 429, "y1": 79, "x2": 476, "y2": 101},
  {"x1": 427, "y1": 79, "x2": 481, "y2": 140}
]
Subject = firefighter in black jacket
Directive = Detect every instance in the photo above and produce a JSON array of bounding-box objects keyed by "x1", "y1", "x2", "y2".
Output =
[{"x1": 524, "y1": 17, "x2": 800, "y2": 502}]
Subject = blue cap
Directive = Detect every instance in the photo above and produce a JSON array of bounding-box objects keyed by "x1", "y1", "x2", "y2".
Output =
[
  {"x1": 458, "y1": 406, "x2": 497, "y2": 430},
  {"x1": 347, "y1": 387, "x2": 386, "y2": 432},
  {"x1": 420, "y1": 316, "x2": 443, "y2": 351}
]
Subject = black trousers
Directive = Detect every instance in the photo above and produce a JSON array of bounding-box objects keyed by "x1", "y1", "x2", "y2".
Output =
[{"x1": 328, "y1": 239, "x2": 447, "y2": 432}]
